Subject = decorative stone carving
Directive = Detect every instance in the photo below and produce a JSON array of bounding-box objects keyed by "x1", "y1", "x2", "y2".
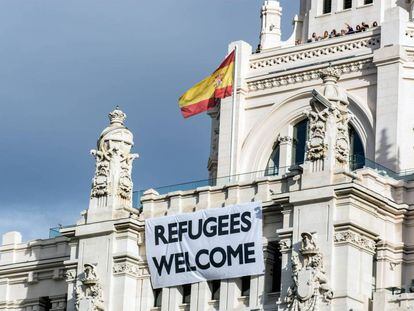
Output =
[
  {"x1": 250, "y1": 35, "x2": 380, "y2": 71},
  {"x1": 278, "y1": 136, "x2": 293, "y2": 144},
  {"x1": 90, "y1": 107, "x2": 138, "y2": 206},
  {"x1": 286, "y1": 232, "x2": 333, "y2": 310},
  {"x1": 306, "y1": 102, "x2": 329, "y2": 161},
  {"x1": 65, "y1": 269, "x2": 77, "y2": 282},
  {"x1": 75, "y1": 264, "x2": 104, "y2": 311},
  {"x1": 304, "y1": 66, "x2": 351, "y2": 168},
  {"x1": 113, "y1": 262, "x2": 140, "y2": 277},
  {"x1": 247, "y1": 59, "x2": 372, "y2": 92},
  {"x1": 279, "y1": 238, "x2": 292, "y2": 252},
  {"x1": 334, "y1": 231, "x2": 376, "y2": 252}
]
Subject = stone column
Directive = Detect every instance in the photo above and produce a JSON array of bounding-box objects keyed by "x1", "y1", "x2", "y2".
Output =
[
  {"x1": 217, "y1": 41, "x2": 252, "y2": 181},
  {"x1": 332, "y1": 228, "x2": 377, "y2": 310},
  {"x1": 277, "y1": 136, "x2": 293, "y2": 175}
]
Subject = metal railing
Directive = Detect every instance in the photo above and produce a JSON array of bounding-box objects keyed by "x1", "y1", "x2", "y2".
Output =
[{"x1": 50, "y1": 156, "x2": 414, "y2": 238}]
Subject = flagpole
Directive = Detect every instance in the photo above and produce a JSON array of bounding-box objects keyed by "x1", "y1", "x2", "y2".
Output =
[{"x1": 229, "y1": 45, "x2": 238, "y2": 182}]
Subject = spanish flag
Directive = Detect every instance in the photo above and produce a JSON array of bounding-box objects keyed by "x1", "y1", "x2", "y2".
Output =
[{"x1": 179, "y1": 50, "x2": 235, "y2": 118}]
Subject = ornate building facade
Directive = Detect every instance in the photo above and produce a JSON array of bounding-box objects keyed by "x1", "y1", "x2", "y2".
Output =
[{"x1": 2, "y1": 0, "x2": 414, "y2": 310}]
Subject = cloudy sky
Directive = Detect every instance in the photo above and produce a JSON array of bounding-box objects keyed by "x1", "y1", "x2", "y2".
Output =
[{"x1": 0, "y1": 0, "x2": 299, "y2": 241}]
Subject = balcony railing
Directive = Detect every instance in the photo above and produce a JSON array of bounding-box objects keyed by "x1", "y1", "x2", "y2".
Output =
[{"x1": 49, "y1": 156, "x2": 414, "y2": 238}]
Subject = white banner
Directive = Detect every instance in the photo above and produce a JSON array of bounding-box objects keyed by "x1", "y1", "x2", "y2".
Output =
[{"x1": 145, "y1": 202, "x2": 265, "y2": 288}]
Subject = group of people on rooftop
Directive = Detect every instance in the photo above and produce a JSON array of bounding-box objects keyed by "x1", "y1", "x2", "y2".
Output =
[{"x1": 297, "y1": 21, "x2": 379, "y2": 45}]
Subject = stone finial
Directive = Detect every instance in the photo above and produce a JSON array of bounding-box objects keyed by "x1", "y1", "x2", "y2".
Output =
[
  {"x1": 89, "y1": 108, "x2": 138, "y2": 220},
  {"x1": 319, "y1": 66, "x2": 341, "y2": 84},
  {"x1": 108, "y1": 106, "x2": 126, "y2": 125},
  {"x1": 318, "y1": 65, "x2": 348, "y2": 105}
]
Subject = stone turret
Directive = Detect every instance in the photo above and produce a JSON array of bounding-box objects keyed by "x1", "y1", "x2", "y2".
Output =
[
  {"x1": 87, "y1": 107, "x2": 139, "y2": 222},
  {"x1": 260, "y1": 0, "x2": 282, "y2": 50}
]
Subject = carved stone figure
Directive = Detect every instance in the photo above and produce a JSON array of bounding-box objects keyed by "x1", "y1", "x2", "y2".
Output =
[
  {"x1": 75, "y1": 264, "x2": 104, "y2": 311},
  {"x1": 286, "y1": 232, "x2": 333, "y2": 311},
  {"x1": 306, "y1": 100, "x2": 330, "y2": 162},
  {"x1": 90, "y1": 107, "x2": 138, "y2": 206},
  {"x1": 306, "y1": 67, "x2": 351, "y2": 167}
]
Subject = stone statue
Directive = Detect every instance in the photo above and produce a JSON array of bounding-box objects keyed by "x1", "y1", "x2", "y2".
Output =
[
  {"x1": 286, "y1": 232, "x2": 333, "y2": 311},
  {"x1": 75, "y1": 264, "x2": 104, "y2": 311}
]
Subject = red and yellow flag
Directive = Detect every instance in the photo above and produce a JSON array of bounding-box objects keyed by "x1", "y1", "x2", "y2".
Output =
[{"x1": 179, "y1": 50, "x2": 235, "y2": 118}]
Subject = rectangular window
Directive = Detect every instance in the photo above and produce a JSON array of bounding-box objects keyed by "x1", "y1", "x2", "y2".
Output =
[
  {"x1": 323, "y1": 0, "x2": 332, "y2": 14},
  {"x1": 272, "y1": 246, "x2": 282, "y2": 292},
  {"x1": 241, "y1": 276, "x2": 251, "y2": 297},
  {"x1": 153, "y1": 288, "x2": 162, "y2": 308},
  {"x1": 182, "y1": 284, "x2": 191, "y2": 304},
  {"x1": 364, "y1": 0, "x2": 373, "y2": 4},
  {"x1": 343, "y1": 0, "x2": 352, "y2": 9},
  {"x1": 210, "y1": 280, "x2": 221, "y2": 301}
]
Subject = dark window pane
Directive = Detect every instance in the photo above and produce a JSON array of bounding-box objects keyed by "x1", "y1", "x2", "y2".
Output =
[
  {"x1": 241, "y1": 276, "x2": 251, "y2": 297},
  {"x1": 292, "y1": 119, "x2": 309, "y2": 165},
  {"x1": 154, "y1": 288, "x2": 162, "y2": 307},
  {"x1": 266, "y1": 144, "x2": 280, "y2": 176},
  {"x1": 344, "y1": 0, "x2": 352, "y2": 9},
  {"x1": 210, "y1": 280, "x2": 221, "y2": 300},
  {"x1": 323, "y1": 0, "x2": 332, "y2": 13},
  {"x1": 272, "y1": 246, "x2": 282, "y2": 292},
  {"x1": 182, "y1": 284, "x2": 191, "y2": 304},
  {"x1": 365, "y1": 0, "x2": 373, "y2": 4},
  {"x1": 349, "y1": 125, "x2": 365, "y2": 170}
]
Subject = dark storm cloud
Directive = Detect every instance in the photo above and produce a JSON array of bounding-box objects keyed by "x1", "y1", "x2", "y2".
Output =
[{"x1": 0, "y1": 0, "x2": 299, "y2": 240}]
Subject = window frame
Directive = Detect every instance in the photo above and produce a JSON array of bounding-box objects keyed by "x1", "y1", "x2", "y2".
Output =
[
  {"x1": 323, "y1": 0, "x2": 332, "y2": 14},
  {"x1": 181, "y1": 284, "x2": 192, "y2": 304},
  {"x1": 343, "y1": 0, "x2": 352, "y2": 10}
]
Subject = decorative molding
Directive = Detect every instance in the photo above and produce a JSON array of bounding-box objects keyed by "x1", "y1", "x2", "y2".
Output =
[
  {"x1": 65, "y1": 269, "x2": 77, "y2": 282},
  {"x1": 334, "y1": 230, "x2": 376, "y2": 252},
  {"x1": 278, "y1": 136, "x2": 293, "y2": 144},
  {"x1": 279, "y1": 238, "x2": 292, "y2": 252},
  {"x1": 249, "y1": 35, "x2": 380, "y2": 70},
  {"x1": 113, "y1": 262, "x2": 140, "y2": 277},
  {"x1": 247, "y1": 59, "x2": 372, "y2": 92},
  {"x1": 286, "y1": 232, "x2": 333, "y2": 311}
]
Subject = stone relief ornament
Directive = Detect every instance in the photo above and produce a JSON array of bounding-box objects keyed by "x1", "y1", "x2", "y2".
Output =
[
  {"x1": 75, "y1": 264, "x2": 104, "y2": 311},
  {"x1": 306, "y1": 103, "x2": 329, "y2": 161},
  {"x1": 113, "y1": 262, "x2": 140, "y2": 277},
  {"x1": 305, "y1": 67, "x2": 351, "y2": 166},
  {"x1": 90, "y1": 107, "x2": 138, "y2": 203},
  {"x1": 90, "y1": 150, "x2": 110, "y2": 198},
  {"x1": 334, "y1": 231, "x2": 376, "y2": 253},
  {"x1": 286, "y1": 232, "x2": 333, "y2": 311}
]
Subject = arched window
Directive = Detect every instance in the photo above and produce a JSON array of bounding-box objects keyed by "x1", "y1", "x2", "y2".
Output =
[
  {"x1": 265, "y1": 143, "x2": 280, "y2": 176},
  {"x1": 289, "y1": 119, "x2": 365, "y2": 169},
  {"x1": 292, "y1": 119, "x2": 309, "y2": 166}
]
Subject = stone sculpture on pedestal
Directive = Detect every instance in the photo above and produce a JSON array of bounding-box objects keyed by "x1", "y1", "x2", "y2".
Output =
[
  {"x1": 90, "y1": 107, "x2": 138, "y2": 210},
  {"x1": 75, "y1": 264, "x2": 104, "y2": 311},
  {"x1": 286, "y1": 232, "x2": 333, "y2": 311}
]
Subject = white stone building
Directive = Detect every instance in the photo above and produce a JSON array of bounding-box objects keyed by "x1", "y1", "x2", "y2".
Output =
[{"x1": 2, "y1": 0, "x2": 414, "y2": 310}]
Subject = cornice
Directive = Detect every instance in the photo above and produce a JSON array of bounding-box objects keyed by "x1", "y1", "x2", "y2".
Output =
[
  {"x1": 247, "y1": 59, "x2": 374, "y2": 93},
  {"x1": 249, "y1": 33, "x2": 380, "y2": 71}
]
